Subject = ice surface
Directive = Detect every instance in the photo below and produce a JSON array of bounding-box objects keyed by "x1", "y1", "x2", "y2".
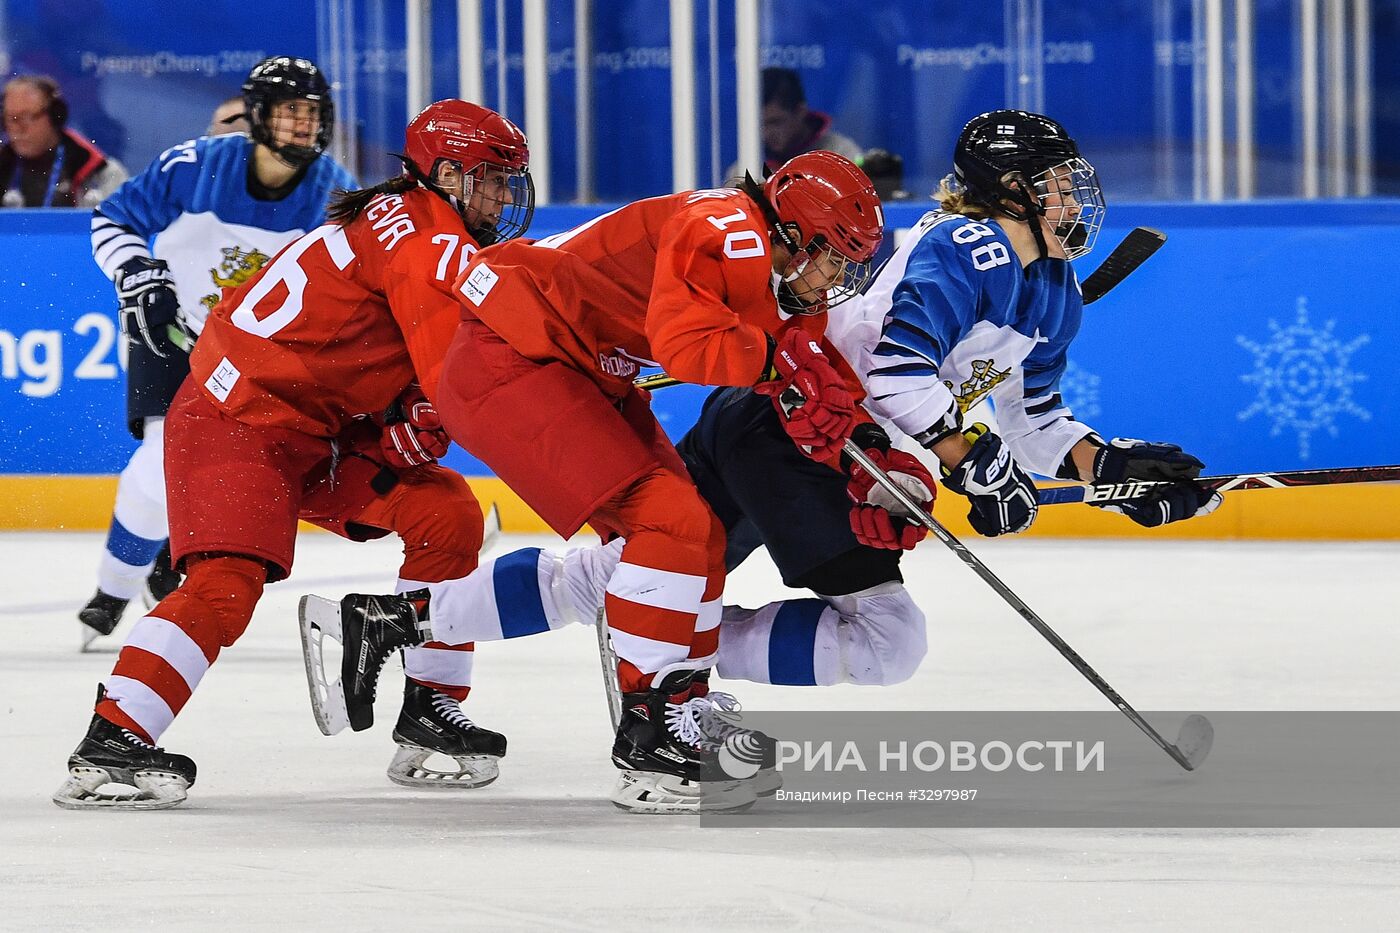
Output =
[{"x1": 3, "y1": 531, "x2": 1398, "y2": 931}]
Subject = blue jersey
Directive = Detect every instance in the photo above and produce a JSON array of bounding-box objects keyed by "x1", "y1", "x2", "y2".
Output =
[
  {"x1": 90, "y1": 134, "x2": 355, "y2": 335},
  {"x1": 827, "y1": 210, "x2": 1096, "y2": 476}
]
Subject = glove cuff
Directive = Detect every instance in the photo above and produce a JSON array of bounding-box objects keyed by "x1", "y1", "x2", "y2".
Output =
[
  {"x1": 840, "y1": 422, "x2": 891, "y2": 473},
  {"x1": 756, "y1": 332, "x2": 779, "y2": 384}
]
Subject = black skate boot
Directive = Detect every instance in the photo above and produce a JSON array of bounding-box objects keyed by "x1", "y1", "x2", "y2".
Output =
[
  {"x1": 78, "y1": 590, "x2": 128, "y2": 640},
  {"x1": 387, "y1": 681, "x2": 507, "y2": 789},
  {"x1": 52, "y1": 687, "x2": 197, "y2": 811},
  {"x1": 610, "y1": 669, "x2": 757, "y2": 814},
  {"x1": 691, "y1": 672, "x2": 782, "y2": 797},
  {"x1": 143, "y1": 542, "x2": 181, "y2": 607},
  {"x1": 298, "y1": 591, "x2": 432, "y2": 735}
]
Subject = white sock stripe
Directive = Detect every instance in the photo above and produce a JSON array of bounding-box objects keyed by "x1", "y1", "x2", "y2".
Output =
[
  {"x1": 694, "y1": 598, "x2": 721, "y2": 633},
  {"x1": 104, "y1": 675, "x2": 176, "y2": 743},
  {"x1": 605, "y1": 562, "x2": 707, "y2": 614},
  {"x1": 403, "y1": 645, "x2": 475, "y2": 687},
  {"x1": 122, "y1": 615, "x2": 210, "y2": 693},
  {"x1": 607, "y1": 628, "x2": 691, "y2": 674}
]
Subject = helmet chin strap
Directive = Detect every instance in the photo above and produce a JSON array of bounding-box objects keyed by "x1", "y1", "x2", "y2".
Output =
[
  {"x1": 398, "y1": 154, "x2": 494, "y2": 242},
  {"x1": 997, "y1": 173, "x2": 1051, "y2": 264}
]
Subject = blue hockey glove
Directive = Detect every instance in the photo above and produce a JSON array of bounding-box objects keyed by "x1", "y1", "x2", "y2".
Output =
[
  {"x1": 941, "y1": 427, "x2": 1038, "y2": 537},
  {"x1": 1096, "y1": 481, "x2": 1223, "y2": 528},
  {"x1": 116, "y1": 257, "x2": 181, "y2": 359},
  {"x1": 1092, "y1": 437, "x2": 1205, "y2": 484}
]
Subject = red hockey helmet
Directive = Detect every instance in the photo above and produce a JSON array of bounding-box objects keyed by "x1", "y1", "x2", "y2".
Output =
[
  {"x1": 760, "y1": 151, "x2": 884, "y2": 314},
  {"x1": 402, "y1": 99, "x2": 534, "y2": 243}
]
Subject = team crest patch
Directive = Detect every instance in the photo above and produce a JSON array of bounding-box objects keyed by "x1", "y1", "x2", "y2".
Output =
[
  {"x1": 944, "y1": 358, "x2": 1009, "y2": 414},
  {"x1": 202, "y1": 246, "x2": 272, "y2": 310},
  {"x1": 461, "y1": 263, "x2": 500, "y2": 306}
]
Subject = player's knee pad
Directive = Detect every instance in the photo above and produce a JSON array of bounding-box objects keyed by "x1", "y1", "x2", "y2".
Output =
[
  {"x1": 630, "y1": 470, "x2": 715, "y2": 545},
  {"x1": 169, "y1": 554, "x2": 267, "y2": 647},
  {"x1": 825, "y1": 582, "x2": 927, "y2": 686},
  {"x1": 390, "y1": 468, "x2": 484, "y2": 582}
]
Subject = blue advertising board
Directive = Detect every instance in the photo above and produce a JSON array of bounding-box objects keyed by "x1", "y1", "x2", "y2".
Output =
[{"x1": 3, "y1": 201, "x2": 1398, "y2": 481}]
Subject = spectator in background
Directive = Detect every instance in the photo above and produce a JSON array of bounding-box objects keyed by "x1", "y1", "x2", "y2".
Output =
[
  {"x1": 859, "y1": 149, "x2": 912, "y2": 202},
  {"x1": 207, "y1": 96, "x2": 251, "y2": 137},
  {"x1": 0, "y1": 75, "x2": 126, "y2": 207},
  {"x1": 725, "y1": 67, "x2": 864, "y2": 182}
]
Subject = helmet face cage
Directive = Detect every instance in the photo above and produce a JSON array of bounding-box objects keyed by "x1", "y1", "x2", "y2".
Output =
[
  {"x1": 1030, "y1": 156, "x2": 1104, "y2": 260},
  {"x1": 775, "y1": 235, "x2": 874, "y2": 316},
  {"x1": 458, "y1": 160, "x2": 535, "y2": 245},
  {"x1": 243, "y1": 57, "x2": 333, "y2": 166}
]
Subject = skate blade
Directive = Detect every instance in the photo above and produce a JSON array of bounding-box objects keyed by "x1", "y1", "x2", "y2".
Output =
[
  {"x1": 610, "y1": 770, "x2": 757, "y2": 814},
  {"x1": 298, "y1": 595, "x2": 350, "y2": 736},
  {"x1": 386, "y1": 746, "x2": 500, "y2": 789},
  {"x1": 52, "y1": 767, "x2": 189, "y2": 811},
  {"x1": 79, "y1": 623, "x2": 111, "y2": 654},
  {"x1": 751, "y1": 767, "x2": 783, "y2": 797}
]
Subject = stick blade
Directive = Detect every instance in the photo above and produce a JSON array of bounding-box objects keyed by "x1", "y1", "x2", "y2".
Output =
[
  {"x1": 1173, "y1": 713, "x2": 1215, "y2": 770},
  {"x1": 1081, "y1": 227, "x2": 1166, "y2": 304}
]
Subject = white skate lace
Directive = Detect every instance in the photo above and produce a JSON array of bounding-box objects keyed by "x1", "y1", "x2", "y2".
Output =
[
  {"x1": 429, "y1": 692, "x2": 476, "y2": 730},
  {"x1": 664, "y1": 696, "x2": 716, "y2": 749},
  {"x1": 120, "y1": 728, "x2": 159, "y2": 750},
  {"x1": 694, "y1": 691, "x2": 748, "y2": 742}
]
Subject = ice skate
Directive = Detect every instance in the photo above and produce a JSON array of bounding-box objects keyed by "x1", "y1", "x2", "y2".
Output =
[
  {"x1": 387, "y1": 681, "x2": 507, "y2": 789},
  {"x1": 690, "y1": 686, "x2": 782, "y2": 797},
  {"x1": 78, "y1": 590, "x2": 129, "y2": 652},
  {"x1": 52, "y1": 688, "x2": 196, "y2": 811},
  {"x1": 142, "y1": 542, "x2": 181, "y2": 607},
  {"x1": 299, "y1": 591, "x2": 431, "y2": 736},
  {"x1": 610, "y1": 670, "x2": 757, "y2": 814}
]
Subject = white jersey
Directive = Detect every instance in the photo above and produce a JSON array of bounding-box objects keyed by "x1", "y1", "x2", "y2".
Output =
[
  {"x1": 827, "y1": 210, "x2": 1097, "y2": 478},
  {"x1": 90, "y1": 133, "x2": 354, "y2": 335}
]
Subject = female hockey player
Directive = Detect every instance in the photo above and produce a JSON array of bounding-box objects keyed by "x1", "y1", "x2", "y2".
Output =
[
  {"x1": 78, "y1": 57, "x2": 355, "y2": 648},
  {"x1": 301, "y1": 151, "x2": 885, "y2": 814},
  {"x1": 53, "y1": 99, "x2": 534, "y2": 811},
  {"x1": 302, "y1": 111, "x2": 1221, "y2": 802}
]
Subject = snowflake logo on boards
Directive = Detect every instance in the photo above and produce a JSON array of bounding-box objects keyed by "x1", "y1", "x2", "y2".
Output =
[
  {"x1": 1236, "y1": 297, "x2": 1370, "y2": 460},
  {"x1": 1058, "y1": 360, "x2": 1101, "y2": 421}
]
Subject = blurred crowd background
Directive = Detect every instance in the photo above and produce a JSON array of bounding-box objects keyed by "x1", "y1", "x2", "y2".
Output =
[{"x1": 3, "y1": 0, "x2": 1397, "y2": 206}]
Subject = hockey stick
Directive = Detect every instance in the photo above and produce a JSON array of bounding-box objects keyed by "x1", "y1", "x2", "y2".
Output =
[
  {"x1": 635, "y1": 372, "x2": 1398, "y2": 509},
  {"x1": 841, "y1": 438, "x2": 1214, "y2": 771},
  {"x1": 1043, "y1": 463, "x2": 1400, "y2": 507},
  {"x1": 1080, "y1": 227, "x2": 1165, "y2": 304}
]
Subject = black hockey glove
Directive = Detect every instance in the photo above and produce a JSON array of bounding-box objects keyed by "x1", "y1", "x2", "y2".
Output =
[
  {"x1": 1092, "y1": 437, "x2": 1205, "y2": 484},
  {"x1": 1096, "y1": 482, "x2": 1223, "y2": 528},
  {"x1": 941, "y1": 427, "x2": 1038, "y2": 537},
  {"x1": 116, "y1": 257, "x2": 181, "y2": 359}
]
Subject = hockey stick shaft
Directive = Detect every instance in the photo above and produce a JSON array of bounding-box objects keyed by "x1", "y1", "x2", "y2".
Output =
[
  {"x1": 843, "y1": 440, "x2": 1205, "y2": 771},
  {"x1": 1080, "y1": 227, "x2": 1166, "y2": 304},
  {"x1": 1043, "y1": 463, "x2": 1400, "y2": 506}
]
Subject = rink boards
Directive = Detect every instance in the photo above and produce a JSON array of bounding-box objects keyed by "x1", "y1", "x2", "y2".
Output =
[{"x1": 2, "y1": 201, "x2": 1398, "y2": 538}]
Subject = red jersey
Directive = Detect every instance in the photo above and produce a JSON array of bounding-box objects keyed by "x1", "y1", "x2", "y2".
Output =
[
  {"x1": 190, "y1": 188, "x2": 478, "y2": 436},
  {"x1": 456, "y1": 188, "x2": 829, "y2": 397}
]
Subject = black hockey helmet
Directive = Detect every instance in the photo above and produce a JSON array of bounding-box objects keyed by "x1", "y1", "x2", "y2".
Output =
[
  {"x1": 242, "y1": 56, "x2": 334, "y2": 167},
  {"x1": 952, "y1": 109, "x2": 1104, "y2": 260}
]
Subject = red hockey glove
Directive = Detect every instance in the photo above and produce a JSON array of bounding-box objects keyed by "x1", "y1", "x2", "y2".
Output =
[
  {"x1": 846, "y1": 446, "x2": 936, "y2": 550},
  {"x1": 756, "y1": 330, "x2": 856, "y2": 461},
  {"x1": 380, "y1": 385, "x2": 450, "y2": 468}
]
